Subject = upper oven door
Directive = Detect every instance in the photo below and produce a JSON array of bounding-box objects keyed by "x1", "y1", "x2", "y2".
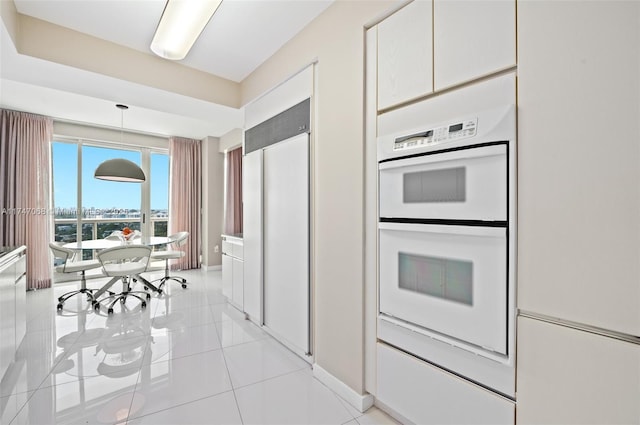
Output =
[
  {"x1": 379, "y1": 222, "x2": 508, "y2": 355},
  {"x1": 379, "y1": 143, "x2": 507, "y2": 222}
]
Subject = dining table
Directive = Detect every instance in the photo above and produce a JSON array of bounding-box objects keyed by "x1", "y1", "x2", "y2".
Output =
[
  {"x1": 63, "y1": 236, "x2": 172, "y2": 300},
  {"x1": 62, "y1": 236, "x2": 171, "y2": 251}
]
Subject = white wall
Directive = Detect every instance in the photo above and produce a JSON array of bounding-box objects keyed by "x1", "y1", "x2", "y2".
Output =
[
  {"x1": 54, "y1": 121, "x2": 168, "y2": 150},
  {"x1": 201, "y1": 136, "x2": 224, "y2": 267},
  {"x1": 241, "y1": 0, "x2": 398, "y2": 394},
  {"x1": 219, "y1": 128, "x2": 243, "y2": 153}
]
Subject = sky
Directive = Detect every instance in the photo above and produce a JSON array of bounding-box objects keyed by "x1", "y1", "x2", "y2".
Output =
[{"x1": 52, "y1": 142, "x2": 169, "y2": 211}]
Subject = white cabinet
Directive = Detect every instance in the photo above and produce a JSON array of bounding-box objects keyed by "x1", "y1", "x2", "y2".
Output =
[
  {"x1": 13, "y1": 255, "x2": 26, "y2": 350},
  {"x1": 517, "y1": 0, "x2": 640, "y2": 336},
  {"x1": 221, "y1": 237, "x2": 244, "y2": 311},
  {"x1": 376, "y1": 0, "x2": 516, "y2": 109},
  {"x1": 433, "y1": 0, "x2": 515, "y2": 91},
  {"x1": 222, "y1": 252, "x2": 233, "y2": 301},
  {"x1": 377, "y1": 0, "x2": 433, "y2": 110},
  {"x1": 517, "y1": 317, "x2": 640, "y2": 424},
  {"x1": 0, "y1": 260, "x2": 15, "y2": 380},
  {"x1": 232, "y1": 257, "x2": 244, "y2": 309},
  {"x1": 0, "y1": 247, "x2": 26, "y2": 382}
]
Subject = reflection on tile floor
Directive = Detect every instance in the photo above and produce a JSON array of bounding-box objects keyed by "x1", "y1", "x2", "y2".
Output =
[{"x1": 1, "y1": 269, "x2": 399, "y2": 425}]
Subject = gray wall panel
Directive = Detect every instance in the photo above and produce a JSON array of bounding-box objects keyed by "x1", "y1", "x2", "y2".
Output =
[{"x1": 245, "y1": 98, "x2": 310, "y2": 154}]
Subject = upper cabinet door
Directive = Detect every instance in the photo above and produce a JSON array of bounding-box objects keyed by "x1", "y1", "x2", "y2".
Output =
[
  {"x1": 434, "y1": 0, "x2": 515, "y2": 91},
  {"x1": 378, "y1": 0, "x2": 433, "y2": 111}
]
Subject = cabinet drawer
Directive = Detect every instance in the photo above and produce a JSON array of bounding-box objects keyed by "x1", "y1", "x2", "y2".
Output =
[
  {"x1": 377, "y1": 343, "x2": 514, "y2": 424},
  {"x1": 232, "y1": 243, "x2": 243, "y2": 260}
]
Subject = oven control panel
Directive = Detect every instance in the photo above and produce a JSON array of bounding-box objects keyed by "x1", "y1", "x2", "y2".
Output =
[{"x1": 393, "y1": 117, "x2": 478, "y2": 152}]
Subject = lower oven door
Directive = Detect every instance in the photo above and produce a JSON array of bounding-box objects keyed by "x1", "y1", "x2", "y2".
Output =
[{"x1": 379, "y1": 222, "x2": 508, "y2": 355}]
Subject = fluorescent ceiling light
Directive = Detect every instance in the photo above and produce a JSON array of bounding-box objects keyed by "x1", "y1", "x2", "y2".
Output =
[{"x1": 151, "y1": 0, "x2": 223, "y2": 60}]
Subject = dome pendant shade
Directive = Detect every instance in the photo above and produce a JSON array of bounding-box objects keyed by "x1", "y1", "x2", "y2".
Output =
[{"x1": 94, "y1": 159, "x2": 146, "y2": 183}]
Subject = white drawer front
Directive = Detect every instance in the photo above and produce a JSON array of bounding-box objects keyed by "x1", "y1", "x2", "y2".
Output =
[
  {"x1": 232, "y1": 243, "x2": 243, "y2": 260},
  {"x1": 377, "y1": 343, "x2": 514, "y2": 425}
]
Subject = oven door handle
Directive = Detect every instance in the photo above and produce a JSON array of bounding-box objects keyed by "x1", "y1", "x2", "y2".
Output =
[
  {"x1": 378, "y1": 143, "x2": 506, "y2": 171},
  {"x1": 378, "y1": 221, "x2": 505, "y2": 238}
]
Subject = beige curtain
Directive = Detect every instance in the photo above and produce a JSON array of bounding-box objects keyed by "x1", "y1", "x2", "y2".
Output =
[
  {"x1": 0, "y1": 109, "x2": 53, "y2": 289},
  {"x1": 224, "y1": 147, "x2": 243, "y2": 234},
  {"x1": 169, "y1": 136, "x2": 201, "y2": 270}
]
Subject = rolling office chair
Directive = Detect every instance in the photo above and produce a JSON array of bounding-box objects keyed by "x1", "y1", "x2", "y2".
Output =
[
  {"x1": 49, "y1": 242, "x2": 103, "y2": 311},
  {"x1": 95, "y1": 245, "x2": 152, "y2": 315},
  {"x1": 149, "y1": 231, "x2": 189, "y2": 291}
]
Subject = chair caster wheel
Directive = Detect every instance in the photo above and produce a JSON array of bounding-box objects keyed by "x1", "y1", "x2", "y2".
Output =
[
  {"x1": 181, "y1": 279, "x2": 186, "y2": 283},
  {"x1": 120, "y1": 298, "x2": 126, "y2": 304},
  {"x1": 146, "y1": 294, "x2": 151, "y2": 300},
  {"x1": 108, "y1": 308, "x2": 114, "y2": 315},
  {"x1": 144, "y1": 286, "x2": 148, "y2": 291},
  {"x1": 141, "y1": 301, "x2": 147, "y2": 309},
  {"x1": 57, "y1": 303, "x2": 63, "y2": 311},
  {"x1": 158, "y1": 290, "x2": 163, "y2": 295},
  {"x1": 182, "y1": 284, "x2": 187, "y2": 289}
]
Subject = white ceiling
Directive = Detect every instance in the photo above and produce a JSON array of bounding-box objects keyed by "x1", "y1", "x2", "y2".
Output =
[{"x1": 0, "y1": 0, "x2": 333, "y2": 139}]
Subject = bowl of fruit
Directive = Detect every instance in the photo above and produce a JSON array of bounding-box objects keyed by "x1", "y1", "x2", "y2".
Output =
[{"x1": 122, "y1": 227, "x2": 133, "y2": 241}]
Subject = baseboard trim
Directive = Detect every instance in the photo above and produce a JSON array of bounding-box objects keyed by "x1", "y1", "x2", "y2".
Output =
[
  {"x1": 312, "y1": 364, "x2": 374, "y2": 413},
  {"x1": 201, "y1": 265, "x2": 221, "y2": 271}
]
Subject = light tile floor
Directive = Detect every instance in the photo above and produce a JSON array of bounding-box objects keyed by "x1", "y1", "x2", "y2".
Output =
[{"x1": 1, "y1": 269, "x2": 399, "y2": 425}]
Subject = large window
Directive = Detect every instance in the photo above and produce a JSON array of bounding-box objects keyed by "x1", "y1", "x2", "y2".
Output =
[{"x1": 52, "y1": 140, "x2": 169, "y2": 254}]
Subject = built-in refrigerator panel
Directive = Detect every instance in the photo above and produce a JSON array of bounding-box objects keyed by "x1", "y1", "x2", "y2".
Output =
[
  {"x1": 263, "y1": 133, "x2": 310, "y2": 359},
  {"x1": 242, "y1": 150, "x2": 263, "y2": 324}
]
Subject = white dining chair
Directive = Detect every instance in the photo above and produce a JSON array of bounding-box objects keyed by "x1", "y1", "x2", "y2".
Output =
[
  {"x1": 49, "y1": 242, "x2": 103, "y2": 311},
  {"x1": 149, "y1": 231, "x2": 189, "y2": 292},
  {"x1": 95, "y1": 245, "x2": 152, "y2": 315}
]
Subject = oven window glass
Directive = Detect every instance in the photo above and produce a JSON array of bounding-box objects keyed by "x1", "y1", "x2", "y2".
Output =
[
  {"x1": 398, "y1": 252, "x2": 473, "y2": 305},
  {"x1": 403, "y1": 167, "x2": 466, "y2": 203}
]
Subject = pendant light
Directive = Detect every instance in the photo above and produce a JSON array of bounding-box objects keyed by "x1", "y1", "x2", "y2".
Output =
[{"x1": 94, "y1": 104, "x2": 146, "y2": 183}]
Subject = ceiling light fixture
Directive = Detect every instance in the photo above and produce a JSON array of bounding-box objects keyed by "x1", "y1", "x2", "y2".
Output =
[
  {"x1": 94, "y1": 104, "x2": 146, "y2": 183},
  {"x1": 150, "y1": 0, "x2": 223, "y2": 60}
]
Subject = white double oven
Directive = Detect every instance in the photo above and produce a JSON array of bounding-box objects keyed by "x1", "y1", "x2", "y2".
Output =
[{"x1": 377, "y1": 74, "x2": 517, "y2": 398}]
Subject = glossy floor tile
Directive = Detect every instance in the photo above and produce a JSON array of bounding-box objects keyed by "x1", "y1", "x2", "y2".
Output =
[{"x1": 1, "y1": 269, "x2": 399, "y2": 425}]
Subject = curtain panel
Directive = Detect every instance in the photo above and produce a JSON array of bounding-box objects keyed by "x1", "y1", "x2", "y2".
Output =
[
  {"x1": 0, "y1": 109, "x2": 53, "y2": 289},
  {"x1": 168, "y1": 136, "x2": 201, "y2": 270},
  {"x1": 224, "y1": 147, "x2": 243, "y2": 235}
]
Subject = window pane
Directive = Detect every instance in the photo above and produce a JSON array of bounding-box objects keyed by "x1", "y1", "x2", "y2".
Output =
[
  {"x1": 52, "y1": 141, "x2": 78, "y2": 228},
  {"x1": 151, "y1": 153, "x2": 169, "y2": 237},
  {"x1": 54, "y1": 223, "x2": 77, "y2": 243}
]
